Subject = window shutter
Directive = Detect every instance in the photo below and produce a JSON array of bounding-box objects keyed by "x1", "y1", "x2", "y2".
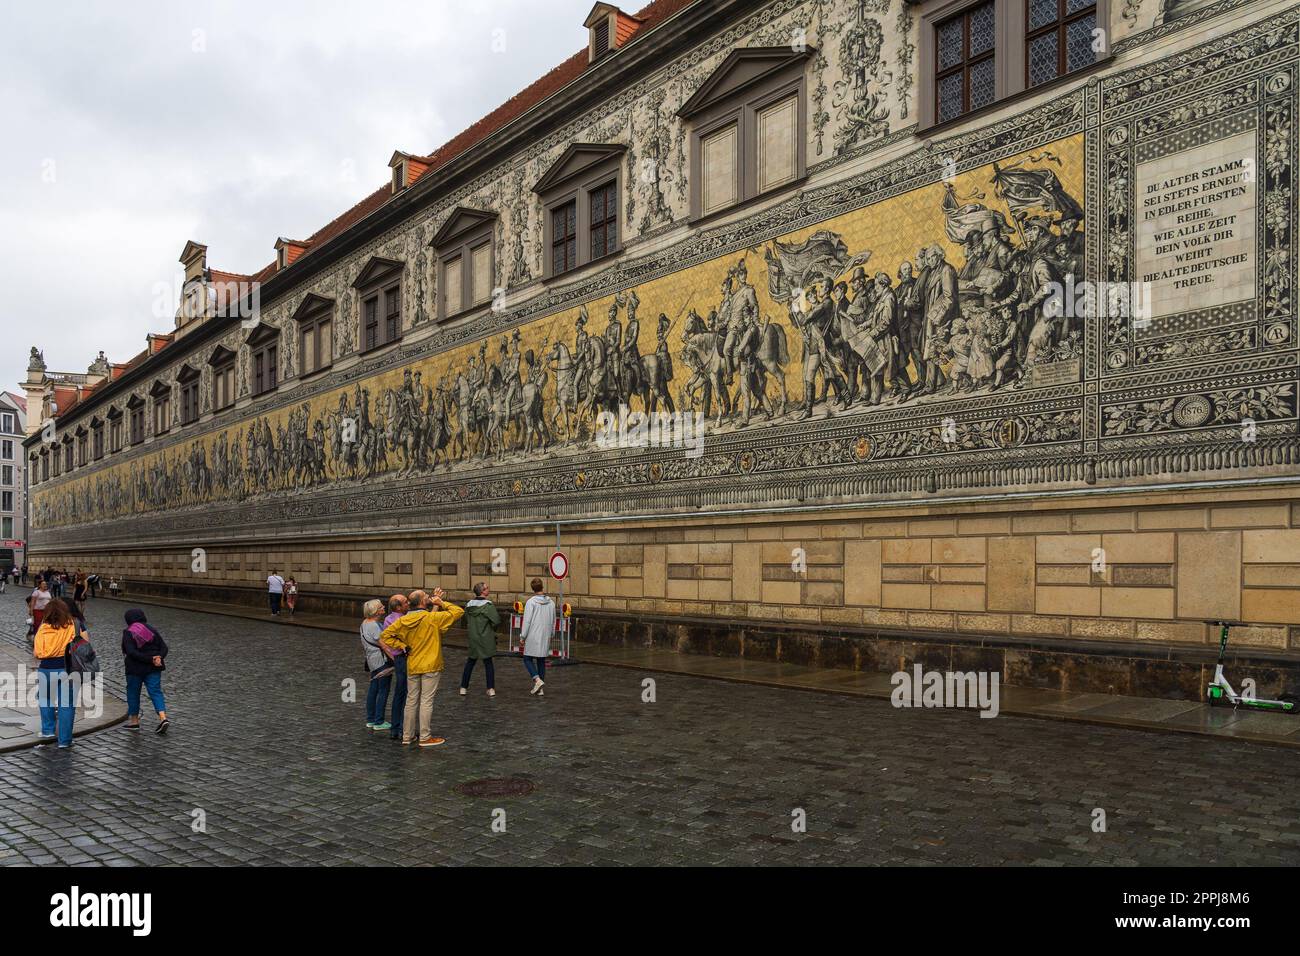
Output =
[
  {"x1": 701, "y1": 125, "x2": 738, "y2": 215},
  {"x1": 757, "y1": 96, "x2": 797, "y2": 193},
  {"x1": 472, "y1": 244, "x2": 492, "y2": 305},
  {"x1": 593, "y1": 19, "x2": 610, "y2": 58},
  {"x1": 444, "y1": 257, "x2": 462, "y2": 315}
]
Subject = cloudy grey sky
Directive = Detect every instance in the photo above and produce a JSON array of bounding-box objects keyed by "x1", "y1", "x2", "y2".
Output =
[{"x1": 0, "y1": 0, "x2": 595, "y2": 400}]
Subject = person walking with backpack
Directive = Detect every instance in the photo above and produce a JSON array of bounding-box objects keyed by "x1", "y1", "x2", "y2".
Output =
[
  {"x1": 360, "y1": 599, "x2": 392, "y2": 732},
  {"x1": 519, "y1": 578, "x2": 557, "y2": 697},
  {"x1": 461, "y1": 582, "x2": 500, "y2": 697},
  {"x1": 381, "y1": 587, "x2": 463, "y2": 748},
  {"x1": 121, "y1": 608, "x2": 169, "y2": 734},
  {"x1": 32, "y1": 599, "x2": 80, "y2": 748}
]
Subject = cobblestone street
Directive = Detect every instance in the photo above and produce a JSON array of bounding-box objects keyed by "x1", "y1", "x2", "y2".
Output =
[{"x1": 1, "y1": 588, "x2": 1298, "y2": 866}]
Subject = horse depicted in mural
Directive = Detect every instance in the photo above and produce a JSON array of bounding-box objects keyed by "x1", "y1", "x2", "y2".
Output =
[{"x1": 680, "y1": 330, "x2": 731, "y2": 425}]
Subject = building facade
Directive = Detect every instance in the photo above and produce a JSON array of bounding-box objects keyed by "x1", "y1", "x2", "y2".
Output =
[
  {"x1": 0, "y1": 392, "x2": 28, "y2": 571},
  {"x1": 24, "y1": 0, "x2": 1300, "y2": 696}
]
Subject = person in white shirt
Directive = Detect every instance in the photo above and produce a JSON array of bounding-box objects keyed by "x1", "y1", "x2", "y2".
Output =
[{"x1": 267, "y1": 570, "x2": 286, "y2": 616}]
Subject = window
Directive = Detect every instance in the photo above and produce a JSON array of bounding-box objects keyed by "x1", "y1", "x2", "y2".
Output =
[
  {"x1": 252, "y1": 346, "x2": 278, "y2": 396},
  {"x1": 63, "y1": 440, "x2": 73, "y2": 473},
  {"x1": 210, "y1": 349, "x2": 236, "y2": 410},
  {"x1": 0, "y1": 439, "x2": 10, "y2": 460},
  {"x1": 678, "y1": 48, "x2": 810, "y2": 220},
  {"x1": 40, "y1": 453, "x2": 48, "y2": 482},
  {"x1": 92, "y1": 421, "x2": 105, "y2": 459},
  {"x1": 592, "y1": 18, "x2": 610, "y2": 59},
  {"x1": 533, "y1": 144, "x2": 626, "y2": 279},
  {"x1": 128, "y1": 399, "x2": 145, "y2": 445},
  {"x1": 552, "y1": 201, "x2": 577, "y2": 276},
  {"x1": 917, "y1": 0, "x2": 1109, "y2": 130},
  {"x1": 76, "y1": 431, "x2": 88, "y2": 467},
  {"x1": 178, "y1": 366, "x2": 201, "y2": 425},
  {"x1": 353, "y1": 257, "x2": 404, "y2": 350},
  {"x1": 246, "y1": 323, "x2": 281, "y2": 397},
  {"x1": 1, "y1": 518, "x2": 11, "y2": 539},
  {"x1": 1026, "y1": 0, "x2": 1098, "y2": 88},
  {"x1": 364, "y1": 297, "x2": 379, "y2": 351},
  {"x1": 430, "y1": 208, "x2": 498, "y2": 317},
  {"x1": 292, "y1": 296, "x2": 334, "y2": 376},
  {"x1": 2, "y1": 492, "x2": 11, "y2": 512},
  {"x1": 1, "y1": 467, "x2": 10, "y2": 487},
  {"x1": 151, "y1": 381, "x2": 172, "y2": 436},
  {"x1": 0, "y1": 413, "x2": 12, "y2": 433},
  {"x1": 935, "y1": 2, "x2": 997, "y2": 124},
  {"x1": 590, "y1": 181, "x2": 618, "y2": 260},
  {"x1": 109, "y1": 414, "x2": 122, "y2": 453}
]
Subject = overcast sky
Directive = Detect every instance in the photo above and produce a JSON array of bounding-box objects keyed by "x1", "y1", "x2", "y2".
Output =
[{"x1": 0, "y1": 0, "x2": 595, "y2": 401}]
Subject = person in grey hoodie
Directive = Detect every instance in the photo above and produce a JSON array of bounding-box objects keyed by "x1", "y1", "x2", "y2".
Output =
[
  {"x1": 461, "y1": 582, "x2": 500, "y2": 697},
  {"x1": 519, "y1": 578, "x2": 556, "y2": 697}
]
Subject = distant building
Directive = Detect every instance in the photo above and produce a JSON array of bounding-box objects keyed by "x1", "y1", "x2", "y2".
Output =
[{"x1": 0, "y1": 391, "x2": 27, "y2": 570}]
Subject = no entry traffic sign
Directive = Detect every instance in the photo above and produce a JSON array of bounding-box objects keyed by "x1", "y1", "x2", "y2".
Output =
[{"x1": 548, "y1": 550, "x2": 569, "y2": 580}]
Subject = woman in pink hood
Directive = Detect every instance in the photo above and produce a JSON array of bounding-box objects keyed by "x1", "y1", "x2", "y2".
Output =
[{"x1": 121, "y1": 608, "x2": 170, "y2": 734}]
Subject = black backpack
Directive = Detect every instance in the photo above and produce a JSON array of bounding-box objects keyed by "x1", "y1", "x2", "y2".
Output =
[{"x1": 66, "y1": 619, "x2": 101, "y2": 676}]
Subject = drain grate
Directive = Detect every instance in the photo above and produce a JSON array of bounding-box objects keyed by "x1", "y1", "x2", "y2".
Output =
[{"x1": 455, "y1": 777, "x2": 536, "y2": 798}]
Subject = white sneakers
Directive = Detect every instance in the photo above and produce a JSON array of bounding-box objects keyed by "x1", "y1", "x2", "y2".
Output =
[
  {"x1": 529, "y1": 676, "x2": 545, "y2": 696},
  {"x1": 459, "y1": 686, "x2": 467, "y2": 696}
]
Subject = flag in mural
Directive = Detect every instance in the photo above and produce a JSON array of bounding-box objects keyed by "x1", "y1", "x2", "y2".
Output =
[
  {"x1": 764, "y1": 229, "x2": 871, "y2": 303},
  {"x1": 991, "y1": 157, "x2": 1084, "y2": 221},
  {"x1": 942, "y1": 183, "x2": 1012, "y2": 244}
]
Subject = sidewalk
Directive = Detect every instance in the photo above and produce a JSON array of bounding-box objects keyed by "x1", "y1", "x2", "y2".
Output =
[
  {"x1": 0, "y1": 641, "x2": 129, "y2": 753},
  {"x1": 100, "y1": 594, "x2": 1300, "y2": 749}
]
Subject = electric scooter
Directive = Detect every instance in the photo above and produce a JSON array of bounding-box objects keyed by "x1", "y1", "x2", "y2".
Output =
[{"x1": 1204, "y1": 619, "x2": 1299, "y2": 713}]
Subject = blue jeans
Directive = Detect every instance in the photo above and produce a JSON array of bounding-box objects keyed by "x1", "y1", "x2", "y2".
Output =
[
  {"x1": 37, "y1": 667, "x2": 75, "y2": 747},
  {"x1": 524, "y1": 656, "x2": 547, "y2": 681},
  {"x1": 269, "y1": 592, "x2": 282, "y2": 614},
  {"x1": 388, "y1": 655, "x2": 407, "y2": 738},
  {"x1": 366, "y1": 672, "x2": 392, "y2": 724},
  {"x1": 126, "y1": 672, "x2": 166, "y2": 718}
]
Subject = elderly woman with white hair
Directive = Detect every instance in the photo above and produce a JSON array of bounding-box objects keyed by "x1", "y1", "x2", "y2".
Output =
[{"x1": 360, "y1": 599, "x2": 393, "y2": 732}]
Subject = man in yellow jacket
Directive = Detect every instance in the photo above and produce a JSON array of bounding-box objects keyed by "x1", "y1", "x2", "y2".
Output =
[{"x1": 381, "y1": 587, "x2": 463, "y2": 747}]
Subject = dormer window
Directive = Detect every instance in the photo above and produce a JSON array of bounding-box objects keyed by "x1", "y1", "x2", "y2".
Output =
[
  {"x1": 388, "y1": 151, "x2": 430, "y2": 194},
  {"x1": 584, "y1": 4, "x2": 642, "y2": 64}
]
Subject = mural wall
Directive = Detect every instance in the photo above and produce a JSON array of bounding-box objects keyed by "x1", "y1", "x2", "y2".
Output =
[{"x1": 34, "y1": 136, "x2": 1087, "y2": 530}]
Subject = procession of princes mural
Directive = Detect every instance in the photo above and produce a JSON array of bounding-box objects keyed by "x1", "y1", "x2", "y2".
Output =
[{"x1": 34, "y1": 152, "x2": 1086, "y2": 528}]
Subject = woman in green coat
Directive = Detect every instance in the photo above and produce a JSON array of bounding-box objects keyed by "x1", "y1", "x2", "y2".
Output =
[{"x1": 460, "y1": 582, "x2": 501, "y2": 697}]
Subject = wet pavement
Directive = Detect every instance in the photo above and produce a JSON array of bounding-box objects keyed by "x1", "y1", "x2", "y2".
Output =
[{"x1": 0, "y1": 588, "x2": 1297, "y2": 866}]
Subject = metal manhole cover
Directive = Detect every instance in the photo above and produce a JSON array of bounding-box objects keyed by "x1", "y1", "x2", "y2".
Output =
[{"x1": 455, "y1": 777, "x2": 535, "y2": 798}]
